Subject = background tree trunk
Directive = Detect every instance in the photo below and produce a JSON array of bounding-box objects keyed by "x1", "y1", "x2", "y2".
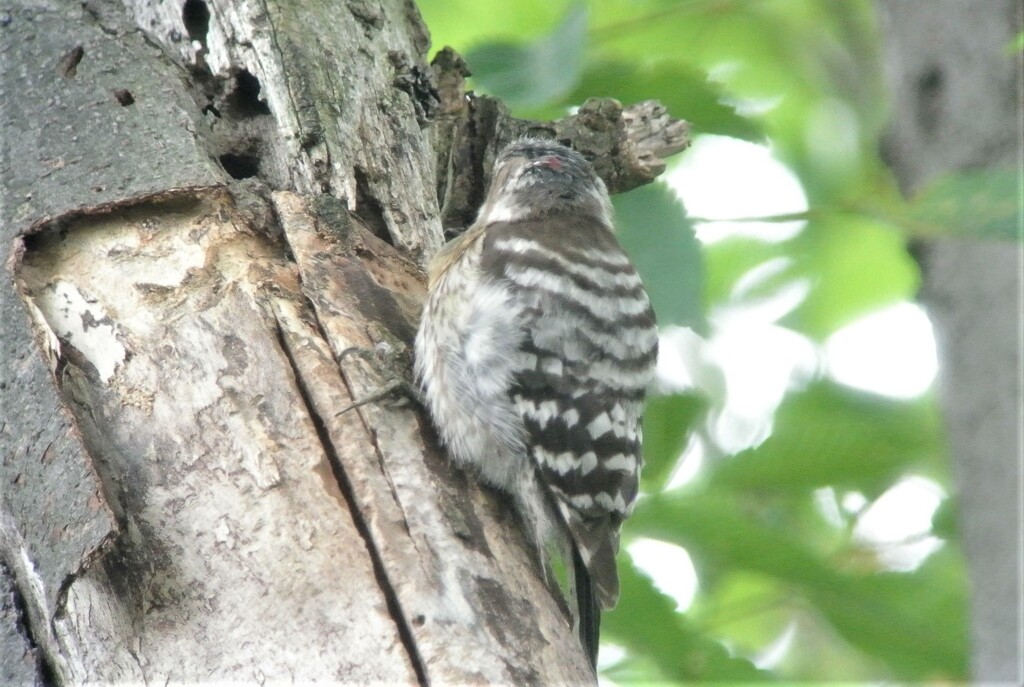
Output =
[
  {"x1": 0, "y1": 1, "x2": 685, "y2": 683},
  {"x1": 878, "y1": 1, "x2": 1023, "y2": 683}
]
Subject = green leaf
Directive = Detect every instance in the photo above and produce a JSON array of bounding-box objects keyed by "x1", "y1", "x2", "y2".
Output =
[
  {"x1": 641, "y1": 393, "x2": 707, "y2": 490},
  {"x1": 419, "y1": 0, "x2": 572, "y2": 53},
  {"x1": 810, "y1": 549, "x2": 968, "y2": 679},
  {"x1": 603, "y1": 560, "x2": 770, "y2": 682},
  {"x1": 465, "y1": 4, "x2": 588, "y2": 109},
  {"x1": 614, "y1": 181, "x2": 707, "y2": 332},
  {"x1": 630, "y1": 491, "x2": 834, "y2": 587},
  {"x1": 688, "y1": 571, "x2": 795, "y2": 653},
  {"x1": 930, "y1": 496, "x2": 959, "y2": 540},
  {"x1": 629, "y1": 491, "x2": 968, "y2": 679},
  {"x1": 708, "y1": 381, "x2": 943, "y2": 494},
  {"x1": 783, "y1": 215, "x2": 919, "y2": 339},
  {"x1": 703, "y1": 236, "x2": 790, "y2": 310},
  {"x1": 902, "y1": 167, "x2": 1023, "y2": 240},
  {"x1": 567, "y1": 61, "x2": 763, "y2": 142}
]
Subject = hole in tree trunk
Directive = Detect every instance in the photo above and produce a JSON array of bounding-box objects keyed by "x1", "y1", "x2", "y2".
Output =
[
  {"x1": 220, "y1": 152, "x2": 260, "y2": 180},
  {"x1": 182, "y1": 0, "x2": 210, "y2": 43}
]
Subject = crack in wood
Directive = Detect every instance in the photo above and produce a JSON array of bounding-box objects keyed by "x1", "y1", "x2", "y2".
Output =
[{"x1": 271, "y1": 312, "x2": 429, "y2": 687}]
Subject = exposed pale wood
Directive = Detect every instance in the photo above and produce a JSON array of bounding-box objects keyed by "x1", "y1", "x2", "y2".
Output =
[
  {"x1": 15, "y1": 190, "x2": 415, "y2": 683},
  {"x1": 275, "y1": 191, "x2": 594, "y2": 683},
  {"x1": 1, "y1": 2, "x2": 216, "y2": 679}
]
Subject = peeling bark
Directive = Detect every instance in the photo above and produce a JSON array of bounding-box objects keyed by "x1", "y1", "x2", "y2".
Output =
[{"x1": 1, "y1": 0, "x2": 688, "y2": 682}]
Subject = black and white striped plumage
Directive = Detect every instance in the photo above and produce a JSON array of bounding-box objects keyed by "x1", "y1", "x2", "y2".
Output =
[{"x1": 415, "y1": 139, "x2": 657, "y2": 664}]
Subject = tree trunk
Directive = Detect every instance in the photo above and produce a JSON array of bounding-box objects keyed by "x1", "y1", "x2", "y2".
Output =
[
  {"x1": 878, "y1": 1, "x2": 1024, "y2": 683},
  {"x1": 0, "y1": 1, "x2": 686, "y2": 683}
]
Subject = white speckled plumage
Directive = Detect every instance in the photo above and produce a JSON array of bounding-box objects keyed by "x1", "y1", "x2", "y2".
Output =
[{"x1": 415, "y1": 138, "x2": 657, "y2": 664}]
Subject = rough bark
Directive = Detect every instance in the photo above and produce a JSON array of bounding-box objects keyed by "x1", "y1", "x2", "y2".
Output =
[
  {"x1": 1, "y1": 0, "x2": 687, "y2": 683},
  {"x1": 878, "y1": 1, "x2": 1024, "y2": 683},
  {"x1": 1, "y1": 563, "x2": 44, "y2": 687}
]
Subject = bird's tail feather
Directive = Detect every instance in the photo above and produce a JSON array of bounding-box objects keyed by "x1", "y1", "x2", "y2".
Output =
[{"x1": 573, "y1": 543, "x2": 601, "y2": 668}]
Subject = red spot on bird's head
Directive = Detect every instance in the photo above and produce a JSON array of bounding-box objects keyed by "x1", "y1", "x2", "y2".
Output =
[{"x1": 538, "y1": 155, "x2": 563, "y2": 171}]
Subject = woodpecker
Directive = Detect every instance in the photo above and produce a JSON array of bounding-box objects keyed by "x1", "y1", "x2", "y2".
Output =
[{"x1": 415, "y1": 138, "x2": 657, "y2": 665}]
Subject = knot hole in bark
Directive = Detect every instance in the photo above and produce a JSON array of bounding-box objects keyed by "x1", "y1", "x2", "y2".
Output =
[
  {"x1": 228, "y1": 70, "x2": 271, "y2": 118},
  {"x1": 915, "y1": 65, "x2": 945, "y2": 137},
  {"x1": 182, "y1": 0, "x2": 210, "y2": 45}
]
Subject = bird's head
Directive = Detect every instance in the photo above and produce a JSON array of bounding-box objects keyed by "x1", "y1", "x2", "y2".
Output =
[{"x1": 477, "y1": 138, "x2": 613, "y2": 228}]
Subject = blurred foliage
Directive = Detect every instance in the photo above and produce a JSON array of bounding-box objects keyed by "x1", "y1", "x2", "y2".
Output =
[
  {"x1": 418, "y1": 0, "x2": 982, "y2": 682},
  {"x1": 615, "y1": 182, "x2": 707, "y2": 333},
  {"x1": 707, "y1": 382, "x2": 945, "y2": 495},
  {"x1": 467, "y1": 4, "x2": 588, "y2": 108},
  {"x1": 898, "y1": 167, "x2": 1023, "y2": 240}
]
